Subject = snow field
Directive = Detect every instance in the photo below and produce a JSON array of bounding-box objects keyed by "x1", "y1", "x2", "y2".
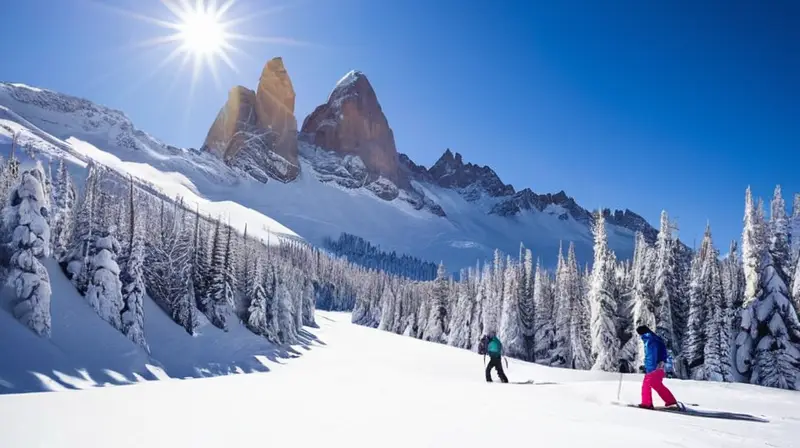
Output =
[{"x1": 1, "y1": 311, "x2": 797, "y2": 448}]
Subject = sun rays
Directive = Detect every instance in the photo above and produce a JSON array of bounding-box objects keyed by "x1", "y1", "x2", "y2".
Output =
[{"x1": 93, "y1": 0, "x2": 311, "y2": 101}]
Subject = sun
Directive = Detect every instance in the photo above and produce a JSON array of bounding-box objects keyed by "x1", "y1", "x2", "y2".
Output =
[
  {"x1": 98, "y1": 0, "x2": 314, "y2": 100},
  {"x1": 176, "y1": 7, "x2": 228, "y2": 56}
]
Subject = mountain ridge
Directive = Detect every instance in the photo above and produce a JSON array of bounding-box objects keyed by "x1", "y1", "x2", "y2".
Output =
[{"x1": 0, "y1": 65, "x2": 666, "y2": 271}]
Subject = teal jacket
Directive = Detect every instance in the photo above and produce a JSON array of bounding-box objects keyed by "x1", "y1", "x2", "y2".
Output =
[{"x1": 487, "y1": 337, "x2": 502, "y2": 356}]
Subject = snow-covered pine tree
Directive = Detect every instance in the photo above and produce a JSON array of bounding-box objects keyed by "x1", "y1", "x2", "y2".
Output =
[
  {"x1": 481, "y1": 250, "x2": 504, "y2": 335},
  {"x1": 499, "y1": 256, "x2": 525, "y2": 358},
  {"x1": 589, "y1": 211, "x2": 620, "y2": 371},
  {"x1": 377, "y1": 280, "x2": 397, "y2": 332},
  {"x1": 769, "y1": 186, "x2": 792, "y2": 284},
  {"x1": 302, "y1": 277, "x2": 317, "y2": 328},
  {"x1": 50, "y1": 158, "x2": 76, "y2": 260},
  {"x1": 653, "y1": 210, "x2": 679, "y2": 356},
  {"x1": 469, "y1": 263, "x2": 488, "y2": 349},
  {"x1": 191, "y1": 207, "x2": 211, "y2": 316},
  {"x1": 85, "y1": 223, "x2": 124, "y2": 331},
  {"x1": 519, "y1": 248, "x2": 536, "y2": 359},
  {"x1": 702, "y1": 244, "x2": 726, "y2": 381},
  {"x1": 629, "y1": 232, "x2": 654, "y2": 370},
  {"x1": 567, "y1": 243, "x2": 592, "y2": 370},
  {"x1": 551, "y1": 243, "x2": 572, "y2": 367},
  {"x1": 448, "y1": 270, "x2": 475, "y2": 348},
  {"x1": 790, "y1": 193, "x2": 800, "y2": 292},
  {"x1": 118, "y1": 178, "x2": 147, "y2": 350},
  {"x1": 173, "y1": 221, "x2": 198, "y2": 335},
  {"x1": 275, "y1": 272, "x2": 298, "y2": 344},
  {"x1": 424, "y1": 262, "x2": 450, "y2": 343},
  {"x1": 684, "y1": 224, "x2": 713, "y2": 378},
  {"x1": 245, "y1": 253, "x2": 270, "y2": 337},
  {"x1": 0, "y1": 139, "x2": 21, "y2": 204},
  {"x1": 721, "y1": 240, "x2": 742, "y2": 381},
  {"x1": 735, "y1": 187, "x2": 800, "y2": 389},
  {"x1": 3, "y1": 164, "x2": 52, "y2": 337},
  {"x1": 62, "y1": 162, "x2": 99, "y2": 294},
  {"x1": 204, "y1": 219, "x2": 233, "y2": 330},
  {"x1": 533, "y1": 259, "x2": 555, "y2": 362}
]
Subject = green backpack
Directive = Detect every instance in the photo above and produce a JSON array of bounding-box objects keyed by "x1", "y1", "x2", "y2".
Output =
[{"x1": 487, "y1": 337, "x2": 502, "y2": 356}]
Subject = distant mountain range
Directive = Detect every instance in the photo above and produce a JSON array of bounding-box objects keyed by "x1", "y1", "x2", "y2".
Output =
[{"x1": 0, "y1": 57, "x2": 670, "y2": 271}]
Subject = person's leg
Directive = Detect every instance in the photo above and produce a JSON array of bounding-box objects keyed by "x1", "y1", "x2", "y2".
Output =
[
  {"x1": 495, "y1": 358, "x2": 508, "y2": 383},
  {"x1": 485, "y1": 357, "x2": 495, "y2": 382},
  {"x1": 650, "y1": 369, "x2": 677, "y2": 406},
  {"x1": 640, "y1": 372, "x2": 654, "y2": 407}
]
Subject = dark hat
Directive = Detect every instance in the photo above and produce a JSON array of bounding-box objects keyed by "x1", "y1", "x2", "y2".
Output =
[{"x1": 636, "y1": 325, "x2": 651, "y2": 335}]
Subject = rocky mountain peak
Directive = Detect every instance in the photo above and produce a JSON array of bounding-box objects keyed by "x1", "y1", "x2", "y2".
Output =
[
  {"x1": 427, "y1": 149, "x2": 514, "y2": 199},
  {"x1": 201, "y1": 57, "x2": 300, "y2": 183},
  {"x1": 300, "y1": 70, "x2": 407, "y2": 188}
]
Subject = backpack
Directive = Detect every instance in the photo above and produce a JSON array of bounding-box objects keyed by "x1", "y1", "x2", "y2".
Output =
[{"x1": 477, "y1": 334, "x2": 490, "y2": 355}]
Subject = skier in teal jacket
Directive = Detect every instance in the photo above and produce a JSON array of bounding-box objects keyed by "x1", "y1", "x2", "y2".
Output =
[{"x1": 483, "y1": 331, "x2": 508, "y2": 383}]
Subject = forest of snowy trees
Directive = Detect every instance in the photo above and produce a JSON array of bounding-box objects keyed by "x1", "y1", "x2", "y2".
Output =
[
  {"x1": 1, "y1": 135, "x2": 798, "y2": 391},
  {"x1": 353, "y1": 188, "x2": 800, "y2": 391},
  {"x1": 323, "y1": 233, "x2": 438, "y2": 281},
  {"x1": 0, "y1": 146, "x2": 399, "y2": 351}
]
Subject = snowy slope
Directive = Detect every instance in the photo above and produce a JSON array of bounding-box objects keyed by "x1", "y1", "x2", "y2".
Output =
[
  {"x1": 0, "y1": 259, "x2": 156, "y2": 393},
  {"x1": 0, "y1": 259, "x2": 319, "y2": 394},
  {"x1": 1, "y1": 311, "x2": 796, "y2": 447},
  {"x1": 1, "y1": 82, "x2": 637, "y2": 270}
]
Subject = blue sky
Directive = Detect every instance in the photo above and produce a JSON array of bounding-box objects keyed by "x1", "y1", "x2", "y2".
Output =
[{"x1": 1, "y1": 0, "x2": 798, "y2": 251}]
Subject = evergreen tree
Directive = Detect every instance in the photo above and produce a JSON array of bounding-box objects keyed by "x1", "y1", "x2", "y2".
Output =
[
  {"x1": 685, "y1": 224, "x2": 713, "y2": 378},
  {"x1": 85, "y1": 224, "x2": 124, "y2": 331},
  {"x1": 246, "y1": 254, "x2": 270, "y2": 336},
  {"x1": 62, "y1": 162, "x2": 99, "y2": 294},
  {"x1": 631, "y1": 232, "x2": 656, "y2": 369},
  {"x1": 50, "y1": 158, "x2": 76, "y2": 260},
  {"x1": 377, "y1": 281, "x2": 397, "y2": 332},
  {"x1": 448, "y1": 271, "x2": 475, "y2": 348},
  {"x1": 702, "y1": 246, "x2": 726, "y2": 381},
  {"x1": 424, "y1": 262, "x2": 450, "y2": 343},
  {"x1": 568, "y1": 242, "x2": 592, "y2": 370},
  {"x1": 275, "y1": 274, "x2": 298, "y2": 344},
  {"x1": 533, "y1": 260, "x2": 554, "y2": 362},
  {"x1": 735, "y1": 187, "x2": 800, "y2": 389},
  {"x1": 653, "y1": 210, "x2": 679, "y2": 355},
  {"x1": 2, "y1": 164, "x2": 52, "y2": 337},
  {"x1": 118, "y1": 179, "x2": 147, "y2": 350},
  {"x1": 519, "y1": 249, "x2": 536, "y2": 359},
  {"x1": 721, "y1": 240, "x2": 742, "y2": 381},
  {"x1": 551, "y1": 244, "x2": 572, "y2": 367},
  {"x1": 770, "y1": 186, "x2": 792, "y2": 284},
  {"x1": 499, "y1": 257, "x2": 525, "y2": 358},
  {"x1": 204, "y1": 219, "x2": 234, "y2": 330},
  {"x1": 590, "y1": 211, "x2": 619, "y2": 372}
]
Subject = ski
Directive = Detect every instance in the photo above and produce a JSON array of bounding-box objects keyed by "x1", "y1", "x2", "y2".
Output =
[{"x1": 614, "y1": 402, "x2": 768, "y2": 423}]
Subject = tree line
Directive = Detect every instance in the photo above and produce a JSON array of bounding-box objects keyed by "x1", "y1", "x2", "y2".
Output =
[{"x1": 353, "y1": 187, "x2": 800, "y2": 390}]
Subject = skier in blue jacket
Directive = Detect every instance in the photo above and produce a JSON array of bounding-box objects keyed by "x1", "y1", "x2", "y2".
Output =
[{"x1": 637, "y1": 325, "x2": 677, "y2": 409}]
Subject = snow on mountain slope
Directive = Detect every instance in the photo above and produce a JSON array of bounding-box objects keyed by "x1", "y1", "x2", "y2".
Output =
[
  {"x1": 1, "y1": 81, "x2": 639, "y2": 271},
  {"x1": 0, "y1": 259, "x2": 156, "y2": 393},
  {"x1": 0, "y1": 256, "x2": 318, "y2": 394},
  {"x1": 0, "y1": 84, "x2": 299, "y2": 245},
  {"x1": 1, "y1": 311, "x2": 796, "y2": 447}
]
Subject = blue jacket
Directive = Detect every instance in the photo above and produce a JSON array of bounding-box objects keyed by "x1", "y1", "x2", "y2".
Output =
[{"x1": 641, "y1": 332, "x2": 668, "y2": 374}]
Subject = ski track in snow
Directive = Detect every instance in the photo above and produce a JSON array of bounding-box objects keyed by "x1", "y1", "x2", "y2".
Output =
[{"x1": 0, "y1": 311, "x2": 798, "y2": 447}]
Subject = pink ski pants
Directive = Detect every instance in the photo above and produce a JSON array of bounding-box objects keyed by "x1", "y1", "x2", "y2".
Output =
[{"x1": 641, "y1": 368, "x2": 676, "y2": 407}]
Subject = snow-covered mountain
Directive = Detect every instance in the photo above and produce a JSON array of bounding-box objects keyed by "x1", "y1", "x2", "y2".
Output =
[{"x1": 0, "y1": 59, "x2": 665, "y2": 271}]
